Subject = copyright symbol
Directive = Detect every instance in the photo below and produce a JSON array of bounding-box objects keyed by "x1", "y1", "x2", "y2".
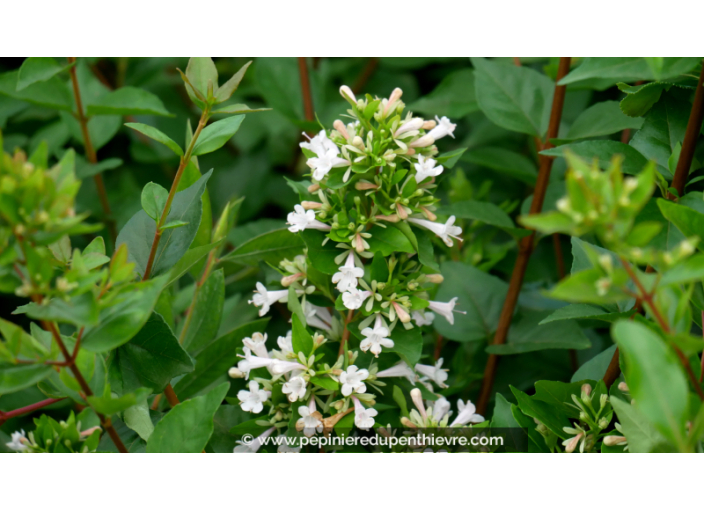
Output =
[{"x1": 241, "y1": 434, "x2": 253, "y2": 445}]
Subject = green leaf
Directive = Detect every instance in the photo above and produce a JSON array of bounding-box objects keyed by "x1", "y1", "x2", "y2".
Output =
[
  {"x1": 463, "y1": 147, "x2": 537, "y2": 184},
  {"x1": 254, "y1": 57, "x2": 304, "y2": 121},
  {"x1": 407, "y1": 69, "x2": 478, "y2": 118},
  {"x1": 14, "y1": 292, "x2": 99, "y2": 327},
  {"x1": 486, "y1": 311, "x2": 591, "y2": 354},
  {"x1": 221, "y1": 228, "x2": 305, "y2": 266},
  {"x1": 611, "y1": 396, "x2": 666, "y2": 453},
  {"x1": 75, "y1": 157, "x2": 123, "y2": 179},
  {"x1": 386, "y1": 326, "x2": 423, "y2": 366},
  {"x1": 173, "y1": 319, "x2": 269, "y2": 400},
  {"x1": 630, "y1": 94, "x2": 690, "y2": 177},
  {"x1": 192, "y1": 116, "x2": 245, "y2": 156},
  {"x1": 559, "y1": 58, "x2": 652, "y2": 85},
  {"x1": 565, "y1": 101, "x2": 643, "y2": 140},
  {"x1": 541, "y1": 141, "x2": 649, "y2": 176},
  {"x1": 571, "y1": 345, "x2": 618, "y2": 383},
  {"x1": 212, "y1": 104, "x2": 270, "y2": 115},
  {"x1": 292, "y1": 314, "x2": 314, "y2": 357},
  {"x1": 86, "y1": 87, "x2": 173, "y2": 117},
  {"x1": 612, "y1": 320, "x2": 689, "y2": 448},
  {"x1": 437, "y1": 199, "x2": 526, "y2": 238},
  {"x1": 215, "y1": 61, "x2": 252, "y2": 103},
  {"x1": 17, "y1": 57, "x2": 73, "y2": 91},
  {"x1": 141, "y1": 182, "x2": 169, "y2": 221},
  {"x1": 367, "y1": 225, "x2": 414, "y2": 256},
  {"x1": 541, "y1": 304, "x2": 631, "y2": 325},
  {"x1": 0, "y1": 71, "x2": 73, "y2": 111},
  {"x1": 81, "y1": 276, "x2": 168, "y2": 352},
  {"x1": 660, "y1": 254, "x2": 704, "y2": 286},
  {"x1": 146, "y1": 382, "x2": 229, "y2": 453},
  {"x1": 0, "y1": 364, "x2": 54, "y2": 394},
  {"x1": 125, "y1": 123, "x2": 183, "y2": 156},
  {"x1": 533, "y1": 380, "x2": 588, "y2": 419},
  {"x1": 618, "y1": 82, "x2": 669, "y2": 117},
  {"x1": 182, "y1": 269, "x2": 225, "y2": 356},
  {"x1": 287, "y1": 287, "x2": 307, "y2": 329},
  {"x1": 435, "y1": 148, "x2": 467, "y2": 169},
  {"x1": 370, "y1": 251, "x2": 390, "y2": 283},
  {"x1": 165, "y1": 241, "x2": 221, "y2": 287},
  {"x1": 433, "y1": 261, "x2": 508, "y2": 342},
  {"x1": 510, "y1": 386, "x2": 571, "y2": 439},
  {"x1": 658, "y1": 198, "x2": 704, "y2": 240},
  {"x1": 87, "y1": 387, "x2": 152, "y2": 416},
  {"x1": 123, "y1": 398, "x2": 154, "y2": 441},
  {"x1": 414, "y1": 228, "x2": 441, "y2": 273},
  {"x1": 184, "y1": 57, "x2": 218, "y2": 105},
  {"x1": 472, "y1": 57, "x2": 554, "y2": 137},
  {"x1": 110, "y1": 313, "x2": 194, "y2": 394},
  {"x1": 310, "y1": 376, "x2": 339, "y2": 391},
  {"x1": 300, "y1": 230, "x2": 341, "y2": 275},
  {"x1": 116, "y1": 170, "x2": 212, "y2": 278}
]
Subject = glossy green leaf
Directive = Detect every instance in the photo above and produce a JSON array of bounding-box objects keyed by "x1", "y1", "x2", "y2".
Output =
[
  {"x1": 87, "y1": 87, "x2": 173, "y2": 117},
  {"x1": 486, "y1": 311, "x2": 591, "y2": 354},
  {"x1": 183, "y1": 269, "x2": 225, "y2": 356},
  {"x1": 16, "y1": 57, "x2": 73, "y2": 91},
  {"x1": 221, "y1": 228, "x2": 305, "y2": 266},
  {"x1": 291, "y1": 314, "x2": 314, "y2": 357},
  {"x1": 610, "y1": 396, "x2": 666, "y2": 453},
  {"x1": 566, "y1": 101, "x2": 643, "y2": 140},
  {"x1": 125, "y1": 122, "x2": 183, "y2": 156},
  {"x1": 0, "y1": 364, "x2": 54, "y2": 394},
  {"x1": 141, "y1": 182, "x2": 169, "y2": 221},
  {"x1": 87, "y1": 387, "x2": 152, "y2": 416},
  {"x1": 463, "y1": 147, "x2": 537, "y2": 184},
  {"x1": 0, "y1": 71, "x2": 73, "y2": 111},
  {"x1": 366, "y1": 225, "x2": 414, "y2": 256},
  {"x1": 146, "y1": 382, "x2": 229, "y2": 453},
  {"x1": 192, "y1": 115, "x2": 245, "y2": 156},
  {"x1": 408, "y1": 69, "x2": 478, "y2": 118}
]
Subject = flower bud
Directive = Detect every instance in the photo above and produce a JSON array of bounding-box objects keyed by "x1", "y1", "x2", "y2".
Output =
[
  {"x1": 375, "y1": 214, "x2": 400, "y2": 223},
  {"x1": 425, "y1": 274, "x2": 444, "y2": 284},
  {"x1": 395, "y1": 118, "x2": 424, "y2": 138},
  {"x1": 410, "y1": 388, "x2": 427, "y2": 421},
  {"x1": 422, "y1": 120, "x2": 436, "y2": 130},
  {"x1": 308, "y1": 183, "x2": 320, "y2": 193},
  {"x1": 419, "y1": 206, "x2": 437, "y2": 221},
  {"x1": 618, "y1": 382, "x2": 629, "y2": 392},
  {"x1": 228, "y1": 367, "x2": 244, "y2": 378},
  {"x1": 599, "y1": 394, "x2": 608, "y2": 409},
  {"x1": 281, "y1": 273, "x2": 303, "y2": 287},
  {"x1": 383, "y1": 87, "x2": 403, "y2": 115},
  {"x1": 564, "y1": 433, "x2": 582, "y2": 453},
  {"x1": 409, "y1": 135, "x2": 435, "y2": 148},
  {"x1": 395, "y1": 203, "x2": 408, "y2": 219},
  {"x1": 355, "y1": 181, "x2": 378, "y2": 191},
  {"x1": 581, "y1": 383, "x2": 592, "y2": 400},
  {"x1": 603, "y1": 435, "x2": 627, "y2": 446},
  {"x1": 400, "y1": 416, "x2": 417, "y2": 429},
  {"x1": 352, "y1": 136, "x2": 364, "y2": 149},
  {"x1": 598, "y1": 417, "x2": 610, "y2": 429},
  {"x1": 393, "y1": 302, "x2": 411, "y2": 323},
  {"x1": 301, "y1": 201, "x2": 323, "y2": 210},
  {"x1": 339, "y1": 85, "x2": 356, "y2": 105},
  {"x1": 333, "y1": 119, "x2": 349, "y2": 140}
]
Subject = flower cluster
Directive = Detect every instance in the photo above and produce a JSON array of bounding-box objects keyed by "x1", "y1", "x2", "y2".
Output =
[{"x1": 225, "y1": 86, "x2": 480, "y2": 451}]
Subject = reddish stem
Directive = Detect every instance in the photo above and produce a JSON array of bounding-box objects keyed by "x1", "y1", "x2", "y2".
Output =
[{"x1": 0, "y1": 398, "x2": 65, "y2": 426}]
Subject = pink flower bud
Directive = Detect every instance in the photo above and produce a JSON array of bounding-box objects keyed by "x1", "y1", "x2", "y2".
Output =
[
  {"x1": 422, "y1": 120, "x2": 437, "y2": 130},
  {"x1": 333, "y1": 120, "x2": 349, "y2": 140},
  {"x1": 409, "y1": 135, "x2": 435, "y2": 148},
  {"x1": 396, "y1": 203, "x2": 408, "y2": 219},
  {"x1": 355, "y1": 181, "x2": 378, "y2": 190},
  {"x1": 420, "y1": 206, "x2": 437, "y2": 221},
  {"x1": 301, "y1": 201, "x2": 323, "y2": 210},
  {"x1": 383, "y1": 87, "x2": 403, "y2": 115},
  {"x1": 308, "y1": 183, "x2": 320, "y2": 193},
  {"x1": 375, "y1": 214, "x2": 400, "y2": 223},
  {"x1": 281, "y1": 273, "x2": 304, "y2": 287},
  {"x1": 425, "y1": 274, "x2": 444, "y2": 284},
  {"x1": 340, "y1": 85, "x2": 356, "y2": 104}
]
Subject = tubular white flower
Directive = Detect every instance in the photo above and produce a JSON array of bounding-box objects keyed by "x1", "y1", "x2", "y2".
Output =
[
  {"x1": 282, "y1": 376, "x2": 307, "y2": 402},
  {"x1": 307, "y1": 148, "x2": 350, "y2": 181},
  {"x1": 287, "y1": 204, "x2": 331, "y2": 233},
  {"x1": 342, "y1": 288, "x2": 372, "y2": 310},
  {"x1": 450, "y1": 399, "x2": 485, "y2": 426},
  {"x1": 5, "y1": 430, "x2": 27, "y2": 452},
  {"x1": 300, "y1": 129, "x2": 337, "y2": 155},
  {"x1": 234, "y1": 426, "x2": 276, "y2": 453},
  {"x1": 415, "y1": 358, "x2": 449, "y2": 388},
  {"x1": 395, "y1": 117, "x2": 424, "y2": 138},
  {"x1": 414, "y1": 155, "x2": 444, "y2": 183},
  {"x1": 243, "y1": 332, "x2": 269, "y2": 358},
  {"x1": 237, "y1": 380, "x2": 271, "y2": 414},
  {"x1": 297, "y1": 400, "x2": 323, "y2": 437},
  {"x1": 412, "y1": 311, "x2": 435, "y2": 327},
  {"x1": 270, "y1": 359, "x2": 307, "y2": 375},
  {"x1": 275, "y1": 330, "x2": 293, "y2": 358},
  {"x1": 407, "y1": 216, "x2": 463, "y2": 247},
  {"x1": 332, "y1": 252, "x2": 364, "y2": 292},
  {"x1": 237, "y1": 347, "x2": 275, "y2": 379},
  {"x1": 352, "y1": 396, "x2": 378, "y2": 430},
  {"x1": 375, "y1": 361, "x2": 416, "y2": 384},
  {"x1": 304, "y1": 302, "x2": 333, "y2": 331},
  {"x1": 427, "y1": 298, "x2": 465, "y2": 325},
  {"x1": 430, "y1": 396, "x2": 451, "y2": 423},
  {"x1": 248, "y1": 282, "x2": 290, "y2": 316},
  {"x1": 427, "y1": 116, "x2": 456, "y2": 140},
  {"x1": 360, "y1": 315, "x2": 394, "y2": 357},
  {"x1": 340, "y1": 365, "x2": 369, "y2": 396},
  {"x1": 409, "y1": 134, "x2": 435, "y2": 148}
]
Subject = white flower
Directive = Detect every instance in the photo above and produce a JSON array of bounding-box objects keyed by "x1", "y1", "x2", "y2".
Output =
[
  {"x1": 234, "y1": 426, "x2": 275, "y2": 453},
  {"x1": 243, "y1": 332, "x2": 269, "y2": 358},
  {"x1": 307, "y1": 147, "x2": 350, "y2": 181},
  {"x1": 5, "y1": 430, "x2": 28, "y2": 452},
  {"x1": 415, "y1": 358, "x2": 449, "y2": 388},
  {"x1": 375, "y1": 361, "x2": 416, "y2": 384},
  {"x1": 412, "y1": 311, "x2": 435, "y2": 327},
  {"x1": 270, "y1": 359, "x2": 307, "y2": 376},
  {"x1": 339, "y1": 365, "x2": 369, "y2": 396},
  {"x1": 332, "y1": 252, "x2": 364, "y2": 292},
  {"x1": 282, "y1": 376, "x2": 307, "y2": 403},
  {"x1": 248, "y1": 282, "x2": 289, "y2": 316},
  {"x1": 407, "y1": 216, "x2": 463, "y2": 247},
  {"x1": 450, "y1": 399, "x2": 484, "y2": 426},
  {"x1": 237, "y1": 381, "x2": 271, "y2": 414},
  {"x1": 429, "y1": 396, "x2": 451, "y2": 423},
  {"x1": 342, "y1": 288, "x2": 372, "y2": 310},
  {"x1": 277, "y1": 330, "x2": 293, "y2": 356},
  {"x1": 360, "y1": 315, "x2": 394, "y2": 357},
  {"x1": 395, "y1": 117, "x2": 424, "y2": 138},
  {"x1": 277, "y1": 437, "x2": 301, "y2": 453},
  {"x1": 287, "y1": 204, "x2": 331, "y2": 233},
  {"x1": 300, "y1": 129, "x2": 337, "y2": 155},
  {"x1": 297, "y1": 403, "x2": 323, "y2": 437},
  {"x1": 304, "y1": 302, "x2": 333, "y2": 331},
  {"x1": 428, "y1": 298, "x2": 465, "y2": 325},
  {"x1": 353, "y1": 397, "x2": 377, "y2": 430},
  {"x1": 237, "y1": 347, "x2": 275, "y2": 380},
  {"x1": 414, "y1": 155, "x2": 444, "y2": 183},
  {"x1": 427, "y1": 116, "x2": 456, "y2": 140}
]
